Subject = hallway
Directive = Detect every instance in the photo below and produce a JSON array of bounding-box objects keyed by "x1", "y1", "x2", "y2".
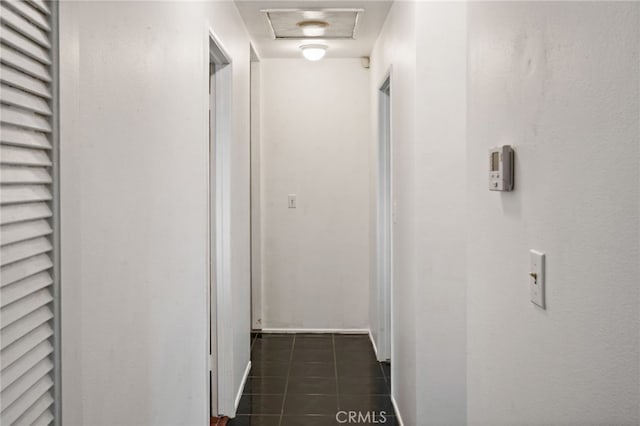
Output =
[
  {"x1": 0, "y1": 0, "x2": 638, "y2": 425},
  {"x1": 229, "y1": 333, "x2": 396, "y2": 425}
]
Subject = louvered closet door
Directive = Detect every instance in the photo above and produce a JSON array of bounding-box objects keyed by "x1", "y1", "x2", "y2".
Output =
[{"x1": 0, "y1": 0, "x2": 57, "y2": 425}]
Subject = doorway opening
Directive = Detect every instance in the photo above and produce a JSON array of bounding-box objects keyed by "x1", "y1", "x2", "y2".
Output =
[
  {"x1": 376, "y1": 74, "x2": 392, "y2": 366},
  {"x1": 208, "y1": 30, "x2": 233, "y2": 418}
]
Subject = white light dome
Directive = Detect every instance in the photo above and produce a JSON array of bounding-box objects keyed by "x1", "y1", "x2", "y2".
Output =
[{"x1": 301, "y1": 44, "x2": 328, "y2": 61}]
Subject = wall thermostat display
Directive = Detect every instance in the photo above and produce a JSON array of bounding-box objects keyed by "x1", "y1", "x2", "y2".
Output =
[{"x1": 489, "y1": 145, "x2": 514, "y2": 191}]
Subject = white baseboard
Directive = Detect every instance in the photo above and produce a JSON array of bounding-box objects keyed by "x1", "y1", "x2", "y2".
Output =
[
  {"x1": 391, "y1": 394, "x2": 404, "y2": 426},
  {"x1": 368, "y1": 329, "x2": 380, "y2": 359},
  {"x1": 233, "y1": 361, "x2": 251, "y2": 415},
  {"x1": 260, "y1": 328, "x2": 369, "y2": 334}
]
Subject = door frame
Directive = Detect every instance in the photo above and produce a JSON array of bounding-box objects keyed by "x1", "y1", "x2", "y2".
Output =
[
  {"x1": 249, "y1": 44, "x2": 262, "y2": 330},
  {"x1": 207, "y1": 28, "x2": 234, "y2": 417},
  {"x1": 376, "y1": 70, "x2": 393, "y2": 363},
  {"x1": 51, "y1": 1, "x2": 62, "y2": 424}
]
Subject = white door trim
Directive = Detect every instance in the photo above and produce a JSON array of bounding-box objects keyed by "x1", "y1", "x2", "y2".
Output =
[
  {"x1": 376, "y1": 68, "x2": 393, "y2": 363},
  {"x1": 207, "y1": 27, "x2": 234, "y2": 418},
  {"x1": 249, "y1": 45, "x2": 262, "y2": 330}
]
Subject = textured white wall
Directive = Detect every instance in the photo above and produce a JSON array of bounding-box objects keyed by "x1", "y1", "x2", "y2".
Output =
[
  {"x1": 59, "y1": 1, "x2": 252, "y2": 424},
  {"x1": 260, "y1": 58, "x2": 370, "y2": 331},
  {"x1": 413, "y1": 3, "x2": 467, "y2": 425},
  {"x1": 372, "y1": 2, "x2": 639, "y2": 425},
  {"x1": 467, "y1": 3, "x2": 640, "y2": 425},
  {"x1": 370, "y1": 2, "x2": 468, "y2": 425},
  {"x1": 369, "y1": 2, "x2": 418, "y2": 424}
]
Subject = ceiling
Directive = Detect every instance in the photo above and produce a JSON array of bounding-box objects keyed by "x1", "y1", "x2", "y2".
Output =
[{"x1": 234, "y1": 0, "x2": 394, "y2": 59}]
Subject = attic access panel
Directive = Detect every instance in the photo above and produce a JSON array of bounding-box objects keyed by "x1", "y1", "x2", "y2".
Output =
[{"x1": 263, "y1": 9, "x2": 364, "y2": 40}]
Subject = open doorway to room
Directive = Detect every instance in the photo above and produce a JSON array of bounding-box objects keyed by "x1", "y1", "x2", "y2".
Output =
[{"x1": 208, "y1": 30, "x2": 234, "y2": 419}]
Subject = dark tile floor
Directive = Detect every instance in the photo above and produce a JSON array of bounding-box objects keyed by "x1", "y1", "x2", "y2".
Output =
[{"x1": 229, "y1": 333, "x2": 397, "y2": 426}]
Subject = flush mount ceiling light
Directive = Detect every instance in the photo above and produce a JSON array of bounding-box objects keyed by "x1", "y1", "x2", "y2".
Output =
[
  {"x1": 300, "y1": 43, "x2": 328, "y2": 61},
  {"x1": 297, "y1": 20, "x2": 329, "y2": 37}
]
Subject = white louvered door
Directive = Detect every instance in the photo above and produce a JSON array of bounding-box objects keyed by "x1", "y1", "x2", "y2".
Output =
[{"x1": 0, "y1": 1, "x2": 58, "y2": 425}]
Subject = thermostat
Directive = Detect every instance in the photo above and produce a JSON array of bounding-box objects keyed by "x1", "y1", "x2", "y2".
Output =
[{"x1": 489, "y1": 145, "x2": 514, "y2": 191}]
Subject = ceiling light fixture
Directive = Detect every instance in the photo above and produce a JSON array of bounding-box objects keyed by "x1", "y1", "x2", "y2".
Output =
[
  {"x1": 297, "y1": 20, "x2": 329, "y2": 37},
  {"x1": 300, "y1": 43, "x2": 328, "y2": 61}
]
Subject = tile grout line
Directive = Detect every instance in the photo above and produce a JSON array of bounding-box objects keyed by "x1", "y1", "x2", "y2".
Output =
[{"x1": 278, "y1": 334, "x2": 296, "y2": 426}]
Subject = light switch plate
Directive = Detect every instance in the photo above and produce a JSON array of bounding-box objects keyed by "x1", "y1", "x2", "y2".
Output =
[
  {"x1": 530, "y1": 250, "x2": 545, "y2": 309},
  {"x1": 288, "y1": 194, "x2": 296, "y2": 209}
]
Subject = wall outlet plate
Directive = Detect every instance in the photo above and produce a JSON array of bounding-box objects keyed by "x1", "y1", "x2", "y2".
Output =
[{"x1": 530, "y1": 250, "x2": 545, "y2": 309}]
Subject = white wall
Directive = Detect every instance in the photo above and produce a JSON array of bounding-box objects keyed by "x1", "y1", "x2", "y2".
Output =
[
  {"x1": 370, "y1": 2, "x2": 468, "y2": 425},
  {"x1": 413, "y1": 3, "x2": 467, "y2": 425},
  {"x1": 369, "y1": 2, "x2": 418, "y2": 424},
  {"x1": 59, "y1": 1, "x2": 252, "y2": 424},
  {"x1": 372, "y1": 2, "x2": 639, "y2": 425},
  {"x1": 467, "y1": 2, "x2": 640, "y2": 425},
  {"x1": 260, "y1": 58, "x2": 370, "y2": 331}
]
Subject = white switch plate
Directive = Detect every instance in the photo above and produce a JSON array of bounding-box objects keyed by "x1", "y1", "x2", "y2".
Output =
[
  {"x1": 530, "y1": 250, "x2": 545, "y2": 309},
  {"x1": 288, "y1": 194, "x2": 296, "y2": 209}
]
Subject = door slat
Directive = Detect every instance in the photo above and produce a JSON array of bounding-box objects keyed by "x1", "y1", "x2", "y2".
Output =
[
  {"x1": 0, "y1": 271, "x2": 52, "y2": 307},
  {"x1": 0, "y1": 185, "x2": 52, "y2": 205},
  {"x1": 0, "y1": 125, "x2": 51, "y2": 149},
  {"x1": 1, "y1": 340, "x2": 53, "y2": 391},
  {"x1": 0, "y1": 4, "x2": 50, "y2": 48},
  {"x1": 1, "y1": 237, "x2": 52, "y2": 266},
  {"x1": 1, "y1": 85, "x2": 52, "y2": 115},
  {"x1": 0, "y1": 321, "x2": 53, "y2": 361},
  {"x1": 0, "y1": 146, "x2": 52, "y2": 166},
  {"x1": 0, "y1": 66, "x2": 51, "y2": 98},
  {"x1": 14, "y1": 394, "x2": 53, "y2": 426},
  {"x1": 1, "y1": 219, "x2": 52, "y2": 246},
  {"x1": 0, "y1": 364, "x2": 53, "y2": 423},
  {"x1": 2, "y1": 0, "x2": 50, "y2": 32},
  {"x1": 27, "y1": 0, "x2": 50, "y2": 16},
  {"x1": 0, "y1": 46, "x2": 51, "y2": 82},
  {"x1": 0, "y1": 254, "x2": 52, "y2": 288},
  {"x1": 0, "y1": 26, "x2": 50, "y2": 65},
  {"x1": 0, "y1": 203, "x2": 52, "y2": 225},
  {"x1": 0, "y1": 306, "x2": 52, "y2": 350},
  {"x1": 0, "y1": 288, "x2": 53, "y2": 328},
  {"x1": 1, "y1": 166, "x2": 52, "y2": 185},
  {"x1": 0, "y1": 107, "x2": 52, "y2": 133}
]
